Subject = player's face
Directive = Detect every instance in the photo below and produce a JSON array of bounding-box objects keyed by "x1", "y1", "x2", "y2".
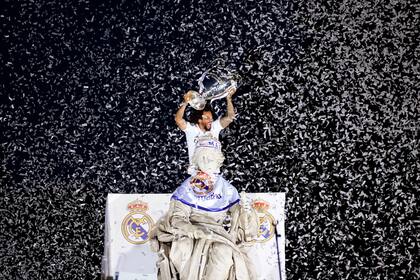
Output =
[{"x1": 199, "y1": 111, "x2": 213, "y2": 131}]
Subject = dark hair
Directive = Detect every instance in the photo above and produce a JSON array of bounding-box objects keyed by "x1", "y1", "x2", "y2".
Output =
[{"x1": 189, "y1": 103, "x2": 217, "y2": 124}]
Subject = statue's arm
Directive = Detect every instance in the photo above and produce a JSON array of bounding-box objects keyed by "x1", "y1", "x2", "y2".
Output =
[
  {"x1": 229, "y1": 202, "x2": 259, "y2": 242},
  {"x1": 168, "y1": 200, "x2": 192, "y2": 229},
  {"x1": 170, "y1": 200, "x2": 196, "y2": 235}
]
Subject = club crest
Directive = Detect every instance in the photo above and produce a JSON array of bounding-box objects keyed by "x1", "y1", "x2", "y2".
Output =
[
  {"x1": 252, "y1": 200, "x2": 275, "y2": 243},
  {"x1": 121, "y1": 199, "x2": 154, "y2": 245},
  {"x1": 189, "y1": 171, "x2": 214, "y2": 196}
]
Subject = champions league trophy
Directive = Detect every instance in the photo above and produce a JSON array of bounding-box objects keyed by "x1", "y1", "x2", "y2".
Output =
[{"x1": 187, "y1": 62, "x2": 241, "y2": 110}]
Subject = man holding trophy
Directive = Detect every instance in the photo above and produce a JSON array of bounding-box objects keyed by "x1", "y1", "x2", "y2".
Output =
[
  {"x1": 175, "y1": 72, "x2": 238, "y2": 175},
  {"x1": 149, "y1": 70, "x2": 259, "y2": 280}
]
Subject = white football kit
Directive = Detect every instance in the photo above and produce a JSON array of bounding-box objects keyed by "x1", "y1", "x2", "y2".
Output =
[{"x1": 182, "y1": 117, "x2": 223, "y2": 174}]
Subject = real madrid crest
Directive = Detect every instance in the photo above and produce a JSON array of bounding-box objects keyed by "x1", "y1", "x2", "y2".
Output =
[
  {"x1": 121, "y1": 199, "x2": 154, "y2": 245},
  {"x1": 189, "y1": 171, "x2": 215, "y2": 196},
  {"x1": 252, "y1": 199, "x2": 276, "y2": 243}
]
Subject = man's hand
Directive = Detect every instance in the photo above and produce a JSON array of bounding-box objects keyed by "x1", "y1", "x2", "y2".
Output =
[
  {"x1": 226, "y1": 86, "x2": 237, "y2": 99},
  {"x1": 184, "y1": 90, "x2": 196, "y2": 103}
]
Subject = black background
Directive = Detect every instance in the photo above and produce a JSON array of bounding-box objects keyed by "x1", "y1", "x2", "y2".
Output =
[{"x1": 1, "y1": 0, "x2": 418, "y2": 279}]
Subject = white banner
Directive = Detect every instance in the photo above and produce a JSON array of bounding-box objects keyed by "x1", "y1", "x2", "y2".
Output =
[{"x1": 102, "y1": 193, "x2": 286, "y2": 280}]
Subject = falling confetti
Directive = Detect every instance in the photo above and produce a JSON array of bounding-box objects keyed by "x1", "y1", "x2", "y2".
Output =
[{"x1": 1, "y1": 0, "x2": 418, "y2": 279}]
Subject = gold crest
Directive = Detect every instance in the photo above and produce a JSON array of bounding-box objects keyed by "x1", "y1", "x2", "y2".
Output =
[
  {"x1": 252, "y1": 199, "x2": 275, "y2": 243},
  {"x1": 121, "y1": 199, "x2": 154, "y2": 245},
  {"x1": 189, "y1": 171, "x2": 214, "y2": 196}
]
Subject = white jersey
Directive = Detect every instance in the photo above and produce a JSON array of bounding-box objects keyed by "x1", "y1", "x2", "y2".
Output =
[{"x1": 182, "y1": 118, "x2": 223, "y2": 173}]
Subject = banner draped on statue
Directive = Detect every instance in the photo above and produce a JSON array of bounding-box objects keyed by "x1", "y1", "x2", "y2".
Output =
[{"x1": 102, "y1": 193, "x2": 286, "y2": 280}]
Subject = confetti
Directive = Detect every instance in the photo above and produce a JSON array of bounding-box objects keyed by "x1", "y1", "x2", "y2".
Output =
[{"x1": 1, "y1": 0, "x2": 418, "y2": 279}]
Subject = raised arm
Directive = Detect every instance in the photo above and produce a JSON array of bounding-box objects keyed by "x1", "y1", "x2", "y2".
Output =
[
  {"x1": 175, "y1": 91, "x2": 194, "y2": 130},
  {"x1": 220, "y1": 87, "x2": 237, "y2": 128}
]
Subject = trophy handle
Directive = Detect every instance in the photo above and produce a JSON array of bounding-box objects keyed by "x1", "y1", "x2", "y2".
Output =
[{"x1": 198, "y1": 72, "x2": 223, "y2": 92}]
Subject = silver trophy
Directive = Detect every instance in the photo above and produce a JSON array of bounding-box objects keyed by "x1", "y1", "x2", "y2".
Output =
[{"x1": 187, "y1": 62, "x2": 241, "y2": 110}]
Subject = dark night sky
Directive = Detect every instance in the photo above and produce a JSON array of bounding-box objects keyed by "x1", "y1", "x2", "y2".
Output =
[{"x1": 1, "y1": 0, "x2": 418, "y2": 279}]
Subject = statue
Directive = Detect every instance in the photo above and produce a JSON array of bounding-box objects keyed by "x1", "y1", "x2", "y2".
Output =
[{"x1": 150, "y1": 135, "x2": 259, "y2": 280}]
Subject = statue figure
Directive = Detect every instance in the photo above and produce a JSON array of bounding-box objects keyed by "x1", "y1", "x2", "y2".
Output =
[{"x1": 150, "y1": 135, "x2": 259, "y2": 280}]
